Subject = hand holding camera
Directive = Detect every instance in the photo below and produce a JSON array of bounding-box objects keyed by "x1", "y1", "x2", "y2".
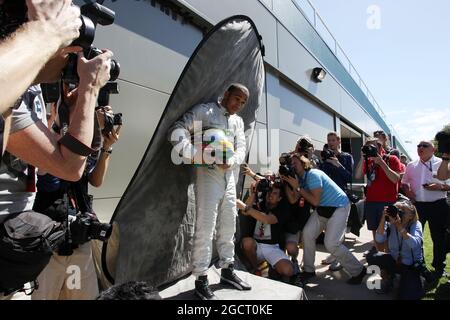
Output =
[
  {"x1": 77, "y1": 49, "x2": 113, "y2": 89},
  {"x1": 26, "y1": 0, "x2": 82, "y2": 49}
]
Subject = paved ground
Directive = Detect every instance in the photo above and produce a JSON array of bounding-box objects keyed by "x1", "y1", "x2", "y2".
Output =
[{"x1": 295, "y1": 225, "x2": 396, "y2": 300}]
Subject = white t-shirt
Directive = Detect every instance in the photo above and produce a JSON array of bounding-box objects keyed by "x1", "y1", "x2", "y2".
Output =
[{"x1": 402, "y1": 156, "x2": 449, "y2": 202}]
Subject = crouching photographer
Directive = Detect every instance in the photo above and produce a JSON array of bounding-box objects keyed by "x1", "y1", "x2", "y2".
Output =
[
  {"x1": 237, "y1": 179, "x2": 298, "y2": 284},
  {"x1": 366, "y1": 201, "x2": 425, "y2": 299},
  {"x1": 31, "y1": 103, "x2": 121, "y2": 300},
  {"x1": 282, "y1": 154, "x2": 366, "y2": 285}
]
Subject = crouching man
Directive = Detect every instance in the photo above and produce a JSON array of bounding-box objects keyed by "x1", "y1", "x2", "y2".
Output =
[{"x1": 237, "y1": 179, "x2": 295, "y2": 283}]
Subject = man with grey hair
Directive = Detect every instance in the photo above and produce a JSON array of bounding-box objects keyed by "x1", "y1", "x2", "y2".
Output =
[
  {"x1": 169, "y1": 83, "x2": 251, "y2": 300},
  {"x1": 402, "y1": 140, "x2": 450, "y2": 278}
]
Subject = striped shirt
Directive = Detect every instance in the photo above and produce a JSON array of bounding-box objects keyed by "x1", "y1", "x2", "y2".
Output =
[{"x1": 299, "y1": 169, "x2": 349, "y2": 207}]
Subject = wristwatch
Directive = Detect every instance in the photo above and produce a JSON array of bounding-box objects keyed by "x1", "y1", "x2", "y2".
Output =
[{"x1": 101, "y1": 147, "x2": 113, "y2": 155}]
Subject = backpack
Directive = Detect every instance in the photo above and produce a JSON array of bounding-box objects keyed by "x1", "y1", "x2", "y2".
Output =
[{"x1": 0, "y1": 211, "x2": 66, "y2": 294}]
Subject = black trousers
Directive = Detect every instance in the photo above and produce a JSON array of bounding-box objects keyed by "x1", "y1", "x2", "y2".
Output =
[{"x1": 415, "y1": 199, "x2": 449, "y2": 273}]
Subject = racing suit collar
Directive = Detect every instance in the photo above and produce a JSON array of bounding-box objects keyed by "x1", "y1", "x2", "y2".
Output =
[{"x1": 217, "y1": 100, "x2": 230, "y2": 117}]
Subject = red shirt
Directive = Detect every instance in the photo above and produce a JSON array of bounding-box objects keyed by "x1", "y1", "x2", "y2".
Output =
[{"x1": 363, "y1": 155, "x2": 402, "y2": 202}]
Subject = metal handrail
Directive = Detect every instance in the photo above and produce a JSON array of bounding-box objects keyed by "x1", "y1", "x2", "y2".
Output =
[{"x1": 291, "y1": 0, "x2": 401, "y2": 143}]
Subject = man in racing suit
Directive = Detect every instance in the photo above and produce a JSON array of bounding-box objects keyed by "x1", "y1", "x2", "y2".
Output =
[{"x1": 169, "y1": 83, "x2": 251, "y2": 300}]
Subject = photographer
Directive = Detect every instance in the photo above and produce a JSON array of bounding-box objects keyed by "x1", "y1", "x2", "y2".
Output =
[
  {"x1": 237, "y1": 180, "x2": 296, "y2": 283},
  {"x1": 283, "y1": 154, "x2": 366, "y2": 285},
  {"x1": 355, "y1": 138, "x2": 402, "y2": 252},
  {"x1": 319, "y1": 132, "x2": 354, "y2": 271},
  {"x1": 401, "y1": 140, "x2": 449, "y2": 278},
  {"x1": 295, "y1": 135, "x2": 320, "y2": 169},
  {"x1": 0, "y1": 0, "x2": 81, "y2": 116},
  {"x1": 319, "y1": 132, "x2": 353, "y2": 192},
  {"x1": 0, "y1": 6, "x2": 113, "y2": 300},
  {"x1": 366, "y1": 201, "x2": 424, "y2": 299},
  {"x1": 31, "y1": 103, "x2": 120, "y2": 300}
]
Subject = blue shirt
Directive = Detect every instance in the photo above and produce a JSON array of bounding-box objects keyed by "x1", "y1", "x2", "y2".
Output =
[
  {"x1": 319, "y1": 152, "x2": 353, "y2": 191},
  {"x1": 375, "y1": 221, "x2": 423, "y2": 266},
  {"x1": 300, "y1": 169, "x2": 349, "y2": 207}
]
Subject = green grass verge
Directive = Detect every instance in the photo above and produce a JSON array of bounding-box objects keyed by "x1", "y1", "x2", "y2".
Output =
[{"x1": 422, "y1": 224, "x2": 450, "y2": 300}]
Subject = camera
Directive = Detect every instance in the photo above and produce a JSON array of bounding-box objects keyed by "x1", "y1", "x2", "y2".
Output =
[
  {"x1": 63, "y1": 46, "x2": 121, "y2": 85},
  {"x1": 70, "y1": 212, "x2": 112, "y2": 244},
  {"x1": 59, "y1": 212, "x2": 112, "y2": 256},
  {"x1": 62, "y1": 1, "x2": 120, "y2": 85},
  {"x1": 435, "y1": 131, "x2": 450, "y2": 154},
  {"x1": 297, "y1": 138, "x2": 313, "y2": 153},
  {"x1": 102, "y1": 111, "x2": 123, "y2": 135},
  {"x1": 279, "y1": 153, "x2": 296, "y2": 178},
  {"x1": 386, "y1": 205, "x2": 404, "y2": 219},
  {"x1": 321, "y1": 149, "x2": 335, "y2": 161},
  {"x1": 256, "y1": 178, "x2": 271, "y2": 193},
  {"x1": 362, "y1": 144, "x2": 378, "y2": 158}
]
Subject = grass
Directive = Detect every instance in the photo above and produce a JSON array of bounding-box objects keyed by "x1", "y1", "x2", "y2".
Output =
[{"x1": 422, "y1": 224, "x2": 450, "y2": 300}]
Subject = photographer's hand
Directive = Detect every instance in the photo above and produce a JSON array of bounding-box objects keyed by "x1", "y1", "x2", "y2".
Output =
[
  {"x1": 102, "y1": 125, "x2": 121, "y2": 150},
  {"x1": 423, "y1": 183, "x2": 447, "y2": 192},
  {"x1": 26, "y1": 0, "x2": 81, "y2": 49},
  {"x1": 77, "y1": 49, "x2": 113, "y2": 89},
  {"x1": 281, "y1": 175, "x2": 299, "y2": 190}
]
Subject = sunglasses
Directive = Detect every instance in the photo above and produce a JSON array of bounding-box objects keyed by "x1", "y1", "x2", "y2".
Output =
[{"x1": 417, "y1": 144, "x2": 431, "y2": 148}]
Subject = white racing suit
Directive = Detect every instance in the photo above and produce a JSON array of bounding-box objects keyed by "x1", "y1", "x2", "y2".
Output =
[{"x1": 169, "y1": 101, "x2": 246, "y2": 276}]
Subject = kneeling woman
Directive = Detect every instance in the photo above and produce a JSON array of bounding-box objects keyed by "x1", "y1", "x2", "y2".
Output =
[{"x1": 367, "y1": 200, "x2": 424, "y2": 300}]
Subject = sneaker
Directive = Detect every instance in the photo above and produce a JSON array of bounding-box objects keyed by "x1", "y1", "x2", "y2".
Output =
[
  {"x1": 220, "y1": 265, "x2": 251, "y2": 291},
  {"x1": 363, "y1": 246, "x2": 377, "y2": 258},
  {"x1": 346, "y1": 266, "x2": 367, "y2": 285},
  {"x1": 328, "y1": 261, "x2": 343, "y2": 271},
  {"x1": 195, "y1": 276, "x2": 217, "y2": 300},
  {"x1": 321, "y1": 254, "x2": 336, "y2": 265}
]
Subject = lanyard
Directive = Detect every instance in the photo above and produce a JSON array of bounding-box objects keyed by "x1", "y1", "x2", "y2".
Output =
[{"x1": 420, "y1": 160, "x2": 432, "y2": 172}]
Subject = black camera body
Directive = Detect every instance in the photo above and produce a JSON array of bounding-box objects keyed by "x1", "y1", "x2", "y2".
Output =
[
  {"x1": 435, "y1": 131, "x2": 450, "y2": 154},
  {"x1": 103, "y1": 112, "x2": 123, "y2": 135},
  {"x1": 278, "y1": 152, "x2": 296, "y2": 178},
  {"x1": 62, "y1": 1, "x2": 121, "y2": 99},
  {"x1": 256, "y1": 178, "x2": 271, "y2": 193},
  {"x1": 70, "y1": 212, "x2": 112, "y2": 245},
  {"x1": 386, "y1": 205, "x2": 404, "y2": 219},
  {"x1": 321, "y1": 149, "x2": 335, "y2": 161},
  {"x1": 362, "y1": 144, "x2": 378, "y2": 158},
  {"x1": 58, "y1": 212, "x2": 112, "y2": 256}
]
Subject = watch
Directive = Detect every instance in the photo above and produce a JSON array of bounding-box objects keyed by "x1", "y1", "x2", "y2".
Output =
[{"x1": 101, "y1": 147, "x2": 113, "y2": 155}]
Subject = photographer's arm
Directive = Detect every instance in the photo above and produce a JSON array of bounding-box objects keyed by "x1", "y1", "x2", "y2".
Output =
[
  {"x1": 298, "y1": 187, "x2": 321, "y2": 208},
  {"x1": 236, "y1": 200, "x2": 278, "y2": 224},
  {"x1": 437, "y1": 155, "x2": 450, "y2": 180},
  {"x1": 0, "y1": 0, "x2": 81, "y2": 114},
  {"x1": 284, "y1": 184, "x2": 298, "y2": 205},
  {"x1": 374, "y1": 155, "x2": 400, "y2": 184},
  {"x1": 7, "y1": 51, "x2": 113, "y2": 181},
  {"x1": 89, "y1": 126, "x2": 120, "y2": 187}
]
